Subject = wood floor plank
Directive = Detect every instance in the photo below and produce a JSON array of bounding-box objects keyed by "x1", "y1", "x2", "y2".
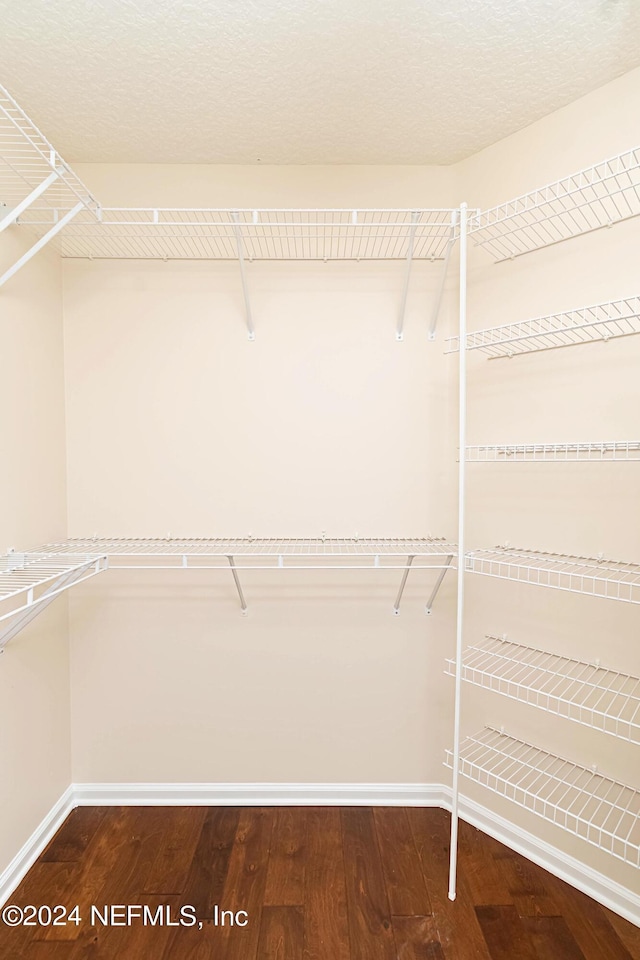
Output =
[
  {"x1": 143, "y1": 807, "x2": 207, "y2": 895},
  {"x1": 495, "y1": 852, "x2": 561, "y2": 917},
  {"x1": 407, "y1": 808, "x2": 492, "y2": 960},
  {"x1": 303, "y1": 807, "x2": 350, "y2": 960},
  {"x1": 456, "y1": 821, "x2": 513, "y2": 908},
  {"x1": 520, "y1": 916, "x2": 587, "y2": 960},
  {"x1": 541, "y1": 873, "x2": 636, "y2": 960},
  {"x1": 475, "y1": 905, "x2": 539, "y2": 960},
  {"x1": 257, "y1": 905, "x2": 304, "y2": 960},
  {"x1": 41, "y1": 809, "x2": 107, "y2": 864},
  {"x1": 341, "y1": 807, "x2": 395, "y2": 960},
  {"x1": 264, "y1": 808, "x2": 307, "y2": 907},
  {"x1": 392, "y1": 916, "x2": 445, "y2": 960},
  {"x1": 180, "y1": 805, "x2": 241, "y2": 919},
  {"x1": 603, "y1": 909, "x2": 640, "y2": 958},
  {"x1": 373, "y1": 807, "x2": 432, "y2": 917},
  {"x1": 216, "y1": 806, "x2": 275, "y2": 960}
]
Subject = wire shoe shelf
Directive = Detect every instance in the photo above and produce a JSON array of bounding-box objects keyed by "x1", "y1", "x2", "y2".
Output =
[
  {"x1": 445, "y1": 727, "x2": 640, "y2": 867},
  {"x1": 468, "y1": 147, "x2": 640, "y2": 261},
  {"x1": 445, "y1": 296, "x2": 640, "y2": 358},
  {"x1": 466, "y1": 547, "x2": 640, "y2": 604},
  {"x1": 445, "y1": 635, "x2": 640, "y2": 744},
  {"x1": 465, "y1": 441, "x2": 640, "y2": 462}
]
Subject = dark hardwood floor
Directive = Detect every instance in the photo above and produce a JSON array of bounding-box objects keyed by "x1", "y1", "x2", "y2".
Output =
[{"x1": 1, "y1": 806, "x2": 638, "y2": 959}]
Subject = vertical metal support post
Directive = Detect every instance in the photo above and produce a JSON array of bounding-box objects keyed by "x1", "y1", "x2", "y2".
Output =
[
  {"x1": 0, "y1": 170, "x2": 60, "y2": 233},
  {"x1": 227, "y1": 556, "x2": 248, "y2": 615},
  {"x1": 428, "y1": 211, "x2": 457, "y2": 341},
  {"x1": 0, "y1": 202, "x2": 83, "y2": 288},
  {"x1": 231, "y1": 212, "x2": 255, "y2": 341},
  {"x1": 425, "y1": 555, "x2": 454, "y2": 614},
  {"x1": 396, "y1": 212, "x2": 419, "y2": 341},
  {"x1": 448, "y1": 202, "x2": 467, "y2": 902},
  {"x1": 392, "y1": 555, "x2": 415, "y2": 615}
]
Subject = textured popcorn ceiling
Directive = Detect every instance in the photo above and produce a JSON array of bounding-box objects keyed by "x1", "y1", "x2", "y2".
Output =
[{"x1": 1, "y1": 0, "x2": 639, "y2": 164}]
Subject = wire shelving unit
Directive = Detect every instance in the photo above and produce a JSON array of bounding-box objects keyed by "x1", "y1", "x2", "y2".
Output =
[
  {"x1": 16, "y1": 207, "x2": 459, "y2": 262},
  {"x1": 468, "y1": 147, "x2": 640, "y2": 261},
  {"x1": 465, "y1": 547, "x2": 640, "y2": 604},
  {"x1": 444, "y1": 296, "x2": 640, "y2": 358},
  {"x1": 445, "y1": 635, "x2": 640, "y2": 744},
  {"x1": 465, "y1": 441, "x2": 640, "y2": 462},
  {"x1": 445, "y1": 727, "x2": 640, "y2": 867}
]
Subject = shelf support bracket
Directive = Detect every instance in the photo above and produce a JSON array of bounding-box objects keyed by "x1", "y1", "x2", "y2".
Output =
[
  {"x1": 0, "y1": 169, "x2": 61, "y2": 234},
  {"x1": 0, "y1": 557, "x2": 106, "y2": 651},
  {"x1": 231, "y1": 212, "x2": 255, "y2": 341},
  {"x1": 392, "y1": 555, "x2": 415, "y2": 615},
  {"x1": 396, "y1": 212, "x2": 419, "y2": 341},
  {"x1": 0, "y1": 201, "x2": 84, "y2": 289},
  {"x1": 425, "y1": 554, "x2": 454, "y2": 615},
  {"x1": 428, "y1": 211, "x2": 458, "y2": 341},
  {"x1": 227, "y1": 556, "x2": 248, "y2": 615}
]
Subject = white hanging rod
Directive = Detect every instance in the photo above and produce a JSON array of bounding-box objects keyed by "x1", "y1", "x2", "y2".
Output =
[
  {"x1": 445, "y1": 727, "x2": 640, "y2": 867},
  {"x1": 466, "y1": 441, "x2": 640, "y2": 462},
  {"x1": 445, "y1": 635, "x2": 640, "y2": 744},
  {"x1": 469, "y1": 146, "x2": 640, "y2": 261},
  {"x1": 445, "y1": 295, "x2": 640, "y2": 358},
  {"x1": 466, "y1": 547, "x2": 640, "y2": 604}
]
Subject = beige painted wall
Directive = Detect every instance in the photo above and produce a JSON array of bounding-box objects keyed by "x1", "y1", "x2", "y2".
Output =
[
  {"x1": 62, "y1": 165, "x2": 461, "y2": 787},
  {"x1": 0, "y1": 231, "x2": 71, "y2": 876}
]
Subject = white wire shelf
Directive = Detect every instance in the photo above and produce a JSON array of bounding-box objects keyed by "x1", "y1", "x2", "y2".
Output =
[
  {"x1": 469, "y1": 147, "x2": 640, "y2": 261},
  {"x1": 445, "y1": 635, "x2": 640, "y2": 744},
  {"x1": 0, "y1": 551, "x2": 108, "y2": 641},
  {"x1": 16, "y1": 207, "x2": 460, "y2": 261},
  {"x1": 445, "y1": 727, "x2": 640, "y2": 867},
  {"x1": 444, "y1": 296, "x2": 640, "y2": 358},
  {"x1": 465, "y1": 441, "x2": 640, "y2": 462},
  {"x1": 36, "y1": 536, "x2": 457, "y2": 569},
  {"x1": 466, "y1": 547, "x2": 640, "y2": 605},
  {"x1": 0, "y1": 84, "x2": 97, "y2": 221}
]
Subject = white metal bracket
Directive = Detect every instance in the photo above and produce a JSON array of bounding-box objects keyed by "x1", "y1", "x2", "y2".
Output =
[
  {"x1": 0, "y1": 169, "x2": 62, "y2": 234},
  {"x1": 425, "y1": 554, "x2": 454, "y2": 614},
  {"x1": 396, "y1": 212, "x2": 419, "y2": 341},
  {"x1": 0, "y1": 201, "x2": 84, "y2": 288},
  {"x1": 428, "y1": 211, "x2": 458, "y2": 341},
  {"x1": 231, "y1": 212, "x2": 256, "y2": 340},
  {"x1": 227, "y1": 556, "x2": 248, "y2": 615},
  {"x1": 392, "y1": 555, "x2": 415, "y2": 614}
]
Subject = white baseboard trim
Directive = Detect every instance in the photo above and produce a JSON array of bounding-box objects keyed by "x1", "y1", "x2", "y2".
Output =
[
  {"x1": 72, "y1": 781, "x2": 449, "y2": 808},
  {"x1": 0, "y1": 786, "x2": 75, "y2": 908},
  {"x1": 2, "y1": 782, "x2": 638, "y2": 928}
]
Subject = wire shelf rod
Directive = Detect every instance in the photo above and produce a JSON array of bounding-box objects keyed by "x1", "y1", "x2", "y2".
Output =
[{"x1": 445, "y1": 635, "x2": 640, "y2": 743}]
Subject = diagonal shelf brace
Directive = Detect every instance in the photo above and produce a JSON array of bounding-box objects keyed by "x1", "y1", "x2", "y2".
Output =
[
  {"x1": 0, "y1": 169, "x2": 60, "y2": 234},
  {"x1": 428, "y1": 212, "x2": 458, "y2": 341},
  {"x1": 227, "y1": 556, "x2": 248, "y2": 615},
  {"x1": 425, "y1": 554, "x2": 454, "y2": 614},
  {"x1": 0, "y1": 557, "x2": 107, "y2": 650},
  {"x1": 0, "y1": 201, "x2": 84, "y2": 288},
  {"x1": 232, "y1": 211, "x2": 255, "y2": 340},
  {"x1": 392, "y1": 555, "x2": 415, "y2": 614},
  {"x1": 396, "y1": 212, "x2": 419, "y2": 341}
]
